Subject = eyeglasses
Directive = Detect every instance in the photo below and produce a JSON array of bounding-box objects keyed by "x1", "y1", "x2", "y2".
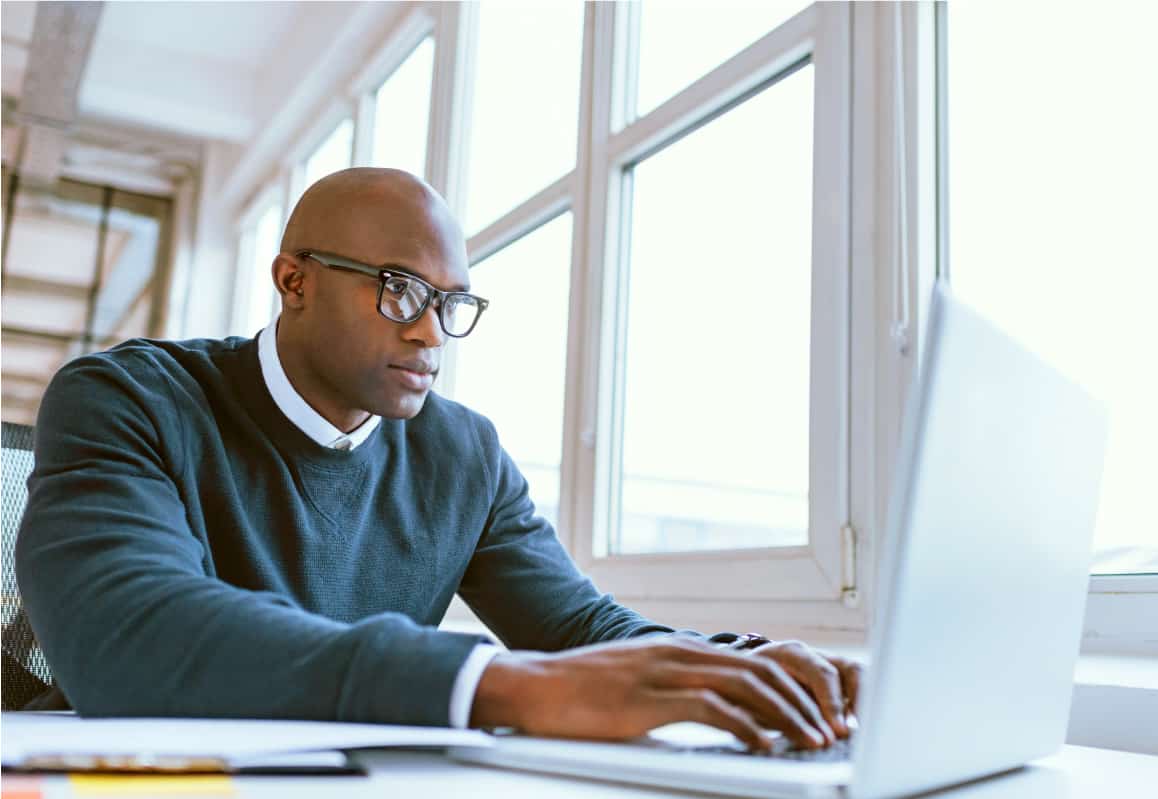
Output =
[{"x1": 297, "y1": 250, "x2": 489, "y2": 338}]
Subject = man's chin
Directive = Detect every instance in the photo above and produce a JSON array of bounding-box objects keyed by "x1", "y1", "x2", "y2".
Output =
[{"x1": 375, "y1": 390, "x2": 430, "y2": 420}]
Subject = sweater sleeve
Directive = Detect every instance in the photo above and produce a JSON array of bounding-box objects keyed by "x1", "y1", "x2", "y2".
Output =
[
  {"x1": 16, "y1": 354, "x2": 487, "y2": 725},
  {"x1": 457, "y1": 418, "x2": 676, "y2": 651}
]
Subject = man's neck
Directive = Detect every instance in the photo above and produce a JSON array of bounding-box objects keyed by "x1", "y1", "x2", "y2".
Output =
[{"x1": 274, "y1": 322, "x2": 371, "y2": 434}]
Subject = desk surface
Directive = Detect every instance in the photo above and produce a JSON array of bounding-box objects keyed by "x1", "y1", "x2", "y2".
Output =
[{"x1": 4, "y1": 745, "x2": 1155, "y2": 798}]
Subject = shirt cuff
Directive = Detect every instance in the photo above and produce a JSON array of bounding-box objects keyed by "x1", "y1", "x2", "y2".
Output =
[{"x1": 448, "y1": 643, "x2": 502, "y2": 728}]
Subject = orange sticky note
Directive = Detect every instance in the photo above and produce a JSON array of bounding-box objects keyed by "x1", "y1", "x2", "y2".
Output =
[{"x1": 2, "y1": 774, "x2": 43, "y2": 799}]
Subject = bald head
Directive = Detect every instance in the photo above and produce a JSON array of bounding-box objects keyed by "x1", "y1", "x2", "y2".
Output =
[{"x1": 280, "y1": 168, "x2": 465, "y2": 266}]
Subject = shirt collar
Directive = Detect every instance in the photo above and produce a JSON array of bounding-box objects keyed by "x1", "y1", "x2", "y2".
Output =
[{"x1": 258, "y1": 319, "x2": 381, "y2": 450}]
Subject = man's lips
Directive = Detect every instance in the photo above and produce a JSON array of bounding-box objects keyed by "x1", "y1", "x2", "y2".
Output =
[{"x1": 388, "y1": 362, "x2": 437, "y2": 391}]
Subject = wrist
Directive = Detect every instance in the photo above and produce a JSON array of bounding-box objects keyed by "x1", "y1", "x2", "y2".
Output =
[{"x1": 469, "y1": 652, "x2": 544, "y2": 729}]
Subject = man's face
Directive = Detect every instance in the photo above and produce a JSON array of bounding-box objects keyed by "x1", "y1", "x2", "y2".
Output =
[{"x1": 293, "y1": 187, "x2": 470, "y2": 420}]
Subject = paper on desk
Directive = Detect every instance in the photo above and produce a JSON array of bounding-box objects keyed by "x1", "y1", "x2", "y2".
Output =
[{"x1": 1, "y1": 712, "x2": 493, "y2": 769}]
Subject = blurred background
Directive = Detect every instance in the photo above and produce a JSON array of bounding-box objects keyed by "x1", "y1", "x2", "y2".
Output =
[{"x1": 2, "y1": 2, "x2": 196, "y2": 424}]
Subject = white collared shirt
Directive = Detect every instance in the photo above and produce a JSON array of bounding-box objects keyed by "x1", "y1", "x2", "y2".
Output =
[
  {"x1": 256, "y1": 319, "x2": 499, "y2": 726},
  {"x1": 257, "y1": 320, "x2": 381, "y2": 450}
]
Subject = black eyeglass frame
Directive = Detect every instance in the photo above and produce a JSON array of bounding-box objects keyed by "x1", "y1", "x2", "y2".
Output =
[{"x1": 296, "y1": 250, "x2": 489, "y2": 338}]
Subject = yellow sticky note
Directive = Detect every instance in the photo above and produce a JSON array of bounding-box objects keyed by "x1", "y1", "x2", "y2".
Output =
[{"x1": 68, "y1": 775, "x2": 234, "y2": 796}]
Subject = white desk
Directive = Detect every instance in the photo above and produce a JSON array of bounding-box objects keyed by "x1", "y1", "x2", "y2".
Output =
[{"x1": 6, "y1": 745, "x2": 1155, "y2": 798}]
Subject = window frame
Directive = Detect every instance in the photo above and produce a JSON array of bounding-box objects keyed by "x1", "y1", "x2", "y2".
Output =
[{"x1": 567, "y1": 3, "x2": 859, "y2": 617}]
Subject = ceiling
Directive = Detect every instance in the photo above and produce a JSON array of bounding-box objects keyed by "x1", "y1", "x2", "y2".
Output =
[
  {"x1": 0, "y1": 1, "x2": 315, "y2": 423},
  {"x1": 2, "y1": 0, "x2": 314, "y2": 143},
  {"x1": 2, "y1": 0, "x2": 381, "y2": 198}
]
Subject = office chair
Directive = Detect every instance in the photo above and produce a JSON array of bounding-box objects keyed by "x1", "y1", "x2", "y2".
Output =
[{"x1": 2, "y1": 421, "x2": 54, "y2": 710}]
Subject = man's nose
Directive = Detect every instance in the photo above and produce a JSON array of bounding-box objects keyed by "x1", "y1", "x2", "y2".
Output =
[{"x1": 404, "y1": 302, "x2": 445, "y2": 348}]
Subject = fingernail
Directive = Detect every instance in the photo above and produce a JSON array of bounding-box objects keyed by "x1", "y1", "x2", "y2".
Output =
[
  {"x1": 808, "y1": 729, "x2": 825, "y2": 747},
  {"x1": 846, "y1": 712, "x2": 859, "y2": 730},
  {"x1": 820, "y1": 721, "x2": 835, "y2": 743}
]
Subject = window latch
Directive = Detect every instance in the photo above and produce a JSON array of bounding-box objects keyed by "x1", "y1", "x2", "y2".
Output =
[{"x1": 841, "y1": 524, "x2": 860, "y2": 608}]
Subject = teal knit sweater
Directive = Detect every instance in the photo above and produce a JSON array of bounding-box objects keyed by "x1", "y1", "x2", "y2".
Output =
[{"x1": 16, "y1": 336, "x2": 671, "y2": 723}]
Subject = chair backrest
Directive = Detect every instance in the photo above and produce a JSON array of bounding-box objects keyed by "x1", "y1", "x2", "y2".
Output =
[{"x1": 2, "y1": 421, "x2": 54, "y2": 709}]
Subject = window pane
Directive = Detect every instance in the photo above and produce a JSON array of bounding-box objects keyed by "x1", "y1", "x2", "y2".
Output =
[
  {"x1": 303, "y1": 118, "x2": 353, "y2": 190},
  {"x1": 946, "y1": 6, "x2": 1158, "y2": 574},
  {"x1": 615, "y1": 66, "x2": 813, "y2": 555},
  {"x1": 452, "y1": 214, "x2": 574, "y2": 529},
  {"x1": 372, "y1": 37, "x2": 434, "y2": 178},
  {"x1": 465, "y1": 4, "x2": 583, "y2": 234},
  {"x1": 636, "y1": 1, "x2": 807, "y2": 117},
  {"x1": 238, "y1": 203, "x2": 283, "y2": 336}
]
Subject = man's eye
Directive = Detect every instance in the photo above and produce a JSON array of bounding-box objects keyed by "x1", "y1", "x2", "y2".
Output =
[{"x1": 384, "y1": 278, "x2": 410, "y2": 297}]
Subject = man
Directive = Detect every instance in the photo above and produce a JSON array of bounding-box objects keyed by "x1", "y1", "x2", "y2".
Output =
[{"x1": 17, "y1": 168, "x2": 858, "y2": 753}]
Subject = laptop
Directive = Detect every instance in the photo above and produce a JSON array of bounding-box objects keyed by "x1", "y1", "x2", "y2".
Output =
[{"x1": 450, "y1": 283, "x2": 1109, "y2": 798}]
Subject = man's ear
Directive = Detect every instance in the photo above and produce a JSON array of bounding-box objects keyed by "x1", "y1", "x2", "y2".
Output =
[{"x1": 272, "y1": 253, "x2": 307, "y2": 310}]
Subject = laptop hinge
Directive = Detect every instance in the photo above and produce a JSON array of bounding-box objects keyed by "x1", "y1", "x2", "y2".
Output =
[{"x1": 840, "y1": 524, "x2": 860, "y2": 608}]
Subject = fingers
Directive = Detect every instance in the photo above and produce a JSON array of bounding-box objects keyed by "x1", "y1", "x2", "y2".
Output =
[
  {"x1": 764, "y1": 639, "x2": 847, "y2": 736},
  {"x1": 752, "y1": 659, "x2": 834, "y2": 745},
  {"x1": 655, "y1": 665, "x2": 828, "y2": 750},
  {"x1": 762, "y1": 642, "x2": 857, "y2": 738},
  {"x1": 666, "y1": 643, "x2": 831, "y2": 737},
  {"x1": 827, "y1": 654, "x2": 862, "y2": 723},
  {"x1": 660, "y1": 689, "x2": 773, "y2": 753}
]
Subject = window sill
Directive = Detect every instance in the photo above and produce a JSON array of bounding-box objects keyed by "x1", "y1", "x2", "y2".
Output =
[
  {"x1": 1068, "y1": 653, "x2": 1158, "y2": 755},
  {"x1": 821, "y1": 645, "x2": 1158, "y2": 756}
]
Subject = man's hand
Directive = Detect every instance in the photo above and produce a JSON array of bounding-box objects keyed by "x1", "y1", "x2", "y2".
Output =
[
  {"x1": 750, "y1": 640, "x2": 863, "y2": 740},
  {"x1": 470, "y1": 637, "x2": 845, "y2": 752}
]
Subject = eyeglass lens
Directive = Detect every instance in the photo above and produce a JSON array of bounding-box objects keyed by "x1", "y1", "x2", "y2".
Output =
[{"x1": 380, "y1": 275, "x2": 481, "y2": 337}]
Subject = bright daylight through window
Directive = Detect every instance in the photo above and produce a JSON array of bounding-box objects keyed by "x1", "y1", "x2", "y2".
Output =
[
  {"x1": 237, "y1": 203, "x2": 283, "y2": 336},
  {"x1": 614, "y1": 64, "x2": 814, "y2": 555},
  {"x1": 372, "y1": 37, "x2": 435, "y2": 178},
  {"x1": 635, "y1": 1, "x2": 807, "y2": 116},
  {"x1": 464, "y1": 3, "x2": 582, "y2": 234},
  {"x1": 452, "y1": 214, "x2": 574, "y2": 529},
  {"x1": 945, "y1": 4, "x2": 1157, "y2": 575},
  {"x1": 303, "y1": 119, "x2": 354, "y2": 195}
]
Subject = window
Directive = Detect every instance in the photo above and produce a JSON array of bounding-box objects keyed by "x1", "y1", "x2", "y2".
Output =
[
  {"x1": 942, "y1": 3, "x2": 1157, "y2": 577},
  {"x1": 463, "y1": 2, "x2": 583, "y2": 234},
  {"x1": 302, "y1": 118, "x2": 354, "y2": 192},
  {"x1": 635, "y1": 1, "x2": 808, "y2": 116},
  {"x1": 452, "y1": 214, "x2": 574, "y2": 529},
  {"x1": 615, "y1": 65, "x2": 814, "y2": 555},
  {"x1": 233, "y1": 199, "x2": 283, "y2": 337},
  {"x1": 371, "y1": 37, "x2": 435, "y2": 178},
  {"x1": 570, "y1": 3, "x2": 852, "y2": 606},
  {"x1": 447, "y1": 4, "x2": 585, "y2": 534}
]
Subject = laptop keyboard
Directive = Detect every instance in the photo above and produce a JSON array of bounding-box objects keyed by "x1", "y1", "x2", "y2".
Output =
[
  {"x1": 764, "y1": 736, "x2": 853, "y2": 762},
  {"x1": 686, "y1": 735, "x2": 854, "y2": 762}
]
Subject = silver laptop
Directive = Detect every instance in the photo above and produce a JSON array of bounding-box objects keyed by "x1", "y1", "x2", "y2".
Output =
[{"x1": 451, "y1": 283, "x2": 1108, "y2": 799}]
